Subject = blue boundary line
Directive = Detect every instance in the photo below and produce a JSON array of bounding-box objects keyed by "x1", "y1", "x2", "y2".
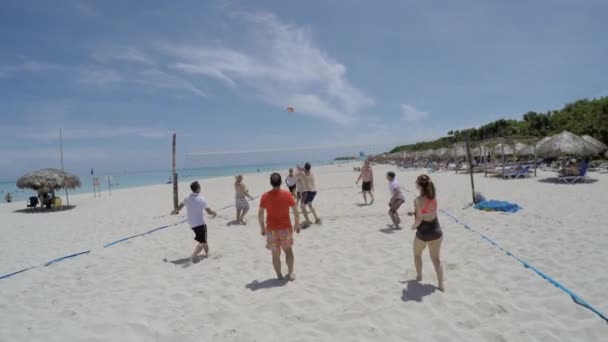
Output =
[
  {"x1": 0, "y1": 185, "x2": 357, "y2": 281},
  {"x1": 439, "y1": 209, "x2": 608, "y2": 324},
  {"x1": 401, "y1": 185, "x2": 607, "y2": 324}
]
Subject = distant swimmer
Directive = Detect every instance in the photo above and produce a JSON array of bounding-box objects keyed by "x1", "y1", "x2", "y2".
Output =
[
  {"x1": 356, "y1": 159, "x2": 374, "y2": 205},
  {"x1": 408, "y1": 174, "x2": 444, "y2": 291},
  {"x1": 172, "y1": 181, "x2": 218, "y2": 263}
]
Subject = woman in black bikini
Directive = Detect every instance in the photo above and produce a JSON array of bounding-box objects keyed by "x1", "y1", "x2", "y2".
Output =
[{"x1": 408, "y1": 174, "x2": 444, "y2": 291}]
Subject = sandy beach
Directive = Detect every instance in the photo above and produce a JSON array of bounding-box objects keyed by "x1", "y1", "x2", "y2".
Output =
[{"x1": 1, "y1": 163, "x2": 607, "y2": 341}]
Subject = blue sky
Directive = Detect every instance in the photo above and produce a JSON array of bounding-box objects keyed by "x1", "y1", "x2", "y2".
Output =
[{"x1": 1, "y1": 0, "x2": 607, "y2": 179}]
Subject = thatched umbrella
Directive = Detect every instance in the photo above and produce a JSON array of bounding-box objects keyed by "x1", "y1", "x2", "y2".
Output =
[
  {"x1": 420, "y1": 149, "x2": 435, "y2": 160},
  {"x1": 536, "y1": 136, "x2": 551, "y2": 149},
  {"x1": 492, "y1": 144, "x2": 514, "y2": 156},
  {"x1": 581, "y1": 135, "x2": 607, "y2": 154},
  {"x1": 17, "y1": 168, "x2": 82, "y2": 192},
  {"x1": 536, "y1": 131, "x2": 598, "y2": 158},
  {"x1": 435, "y1": 147, "x2": 451, "y2": 160},
  {"x1": 451, "y1": 143, "x2": 467, "y2": 159},
  {"x1": 513, "y1": 142, "x2": 534, "y2": 156}
]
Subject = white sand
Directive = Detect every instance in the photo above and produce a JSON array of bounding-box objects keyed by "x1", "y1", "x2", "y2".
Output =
[{"x1": 1, "y1": 163, "x2": 607, "y2": 341}]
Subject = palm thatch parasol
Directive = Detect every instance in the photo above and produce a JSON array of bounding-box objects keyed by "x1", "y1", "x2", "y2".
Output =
[
  {"x1": 536, "y1": 131, "x2": 599, "y2": 158},
  {"x1": 17, "y1": 168, "x2": 82, "y2": 192},
  {"x1": 492, "y1": 144, "x2": 515, "y2": 156},
  {"x1": 536, "y1": 136, "x2": 552, "y2": 149},
  {"x1": 581, "y1": 135, "x2": 607, "y2": 154},
  {"x1": 451, "y1": 143, "x2": 467, "y2": 159},
  {"x1": 513, "y1": 142, "x2": 534, "y2": 156},
  {"x1": 434, "y1": 147, "x2": 452, "y2": 160},
  {"x1": 420, "y1": 149, "x2": 435, "y2": 159}
]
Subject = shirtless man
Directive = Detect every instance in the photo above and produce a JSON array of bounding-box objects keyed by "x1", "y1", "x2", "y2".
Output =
[
  {"x1": 299, "y1": 163, "x2": 321, "y2": 225},
  {"x1": 356, "y1": 160, "x2": 374, "y2": 205}
]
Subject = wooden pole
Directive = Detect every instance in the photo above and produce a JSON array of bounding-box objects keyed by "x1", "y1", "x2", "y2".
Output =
[
  {"x1": 60, "y1": 128, "x2": 70, "y2": 206},
  {"x1": 172, "y1": 133, "x2": 178, "y2": 210},
  {"x1": 501, "y1": 139, "x2": 506, "y2": 178},
  {"x1": 533, "y1": 143, "x2": 538, "y2": 177},
  {"x1": 465, "y1": 138, "x2": 477, "y2": 204}
]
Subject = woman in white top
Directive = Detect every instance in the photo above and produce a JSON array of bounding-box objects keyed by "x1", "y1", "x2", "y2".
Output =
[
  {"x1": 285, "y1": 168, "x2": 297, "y2": 198},
  {"x1": 386, "y1": 171, "x2": 405, "y2": 230}
]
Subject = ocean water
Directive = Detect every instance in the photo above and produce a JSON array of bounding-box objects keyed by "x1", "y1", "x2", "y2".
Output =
[{"x1": 0, "y1": 160, "x2": 344, "y2": 203}]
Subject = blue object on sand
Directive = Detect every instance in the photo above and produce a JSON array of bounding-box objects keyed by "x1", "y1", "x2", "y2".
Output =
[{"x1": 474, "y1": 200, "x2": 522, "y2": 213}]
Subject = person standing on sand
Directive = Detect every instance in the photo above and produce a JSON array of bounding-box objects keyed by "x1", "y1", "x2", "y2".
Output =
[
  {"x1": 235, "y1": 175, "x2": 254, "y2": 225},
  {"x1": 386, "y1": 171, "x2": 405, "y2": 230},
  {"x1": 258, "y1": 173, "x2": 301, "y2": 281},
  {"x1": 300, "y1": 162, "x2": 321, "y2": 225},
  {"x1": 295, "y1": 165, "x2": 304, "y2": 200},
  {"x1": 356, "y1": 160, "x2": 374, "y2": 205},
  {"x1": 285, "y1": 169, "x2": 297, "y2": 198},
  {"x1": 408, "y1": 174, "x2": 444, "y2": 291},
  {"x1": 171, "y1": 181, "x2": 217, "y2": 263}
]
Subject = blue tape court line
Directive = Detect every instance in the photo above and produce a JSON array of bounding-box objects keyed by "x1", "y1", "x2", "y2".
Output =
[
  {"x1": 400, "y1": 185, "x2": 606, "y2": 323},
  {"x1": 439, "y1": 209, "x2": 608, "y2": 324},
  {"x1": 44, "y1": 251, "x2": 91, "y2": 266},
  {"x1": 1, "y1": 185, "x2": 357, "y2": 280}
]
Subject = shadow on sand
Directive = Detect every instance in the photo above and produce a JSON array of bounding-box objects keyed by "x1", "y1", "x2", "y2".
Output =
[
  {"x1": 401, "y1": 280, "x2": 437, "y2": 302},
  {"x1": 13, "y1": 205, "x2": 77, "y2": 214},
  {"x1": 164, "y1": 255, "x2": 206, "y2": 268},
  {"x1": 379, "y1": 228, "x2": 397, "y2": 234},
  {"x1": 245, "y1": 278, "x2": 288, "y2": 291}
]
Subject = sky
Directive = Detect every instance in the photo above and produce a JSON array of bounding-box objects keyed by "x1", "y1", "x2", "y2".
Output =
[{"x1": 1, "y1": 0, "x2": 607, "y2": 179}]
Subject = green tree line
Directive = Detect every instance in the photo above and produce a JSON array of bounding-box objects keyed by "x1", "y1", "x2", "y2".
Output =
[{"x1": 390, "y1": 96, "x2": 608, "y2": 153}]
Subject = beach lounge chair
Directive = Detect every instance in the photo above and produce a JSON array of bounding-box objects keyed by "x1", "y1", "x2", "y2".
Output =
[
  {"x1": 504, "y1": 165, "x2": 532, "y2": 179},
  {"x1": 558, "y1": 162, "x2": 591, "y2": 184},
  {"x1": 27, "y1": 196, "x2": 39, "y2": 208}
]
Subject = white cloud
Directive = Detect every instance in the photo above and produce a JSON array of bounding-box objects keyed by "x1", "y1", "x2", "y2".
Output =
[
  {"x1": 73, "y1": 1, "x2": 99, "y2": 16},
  {"x1": 25, "y1": 126, "x2": 172, "y2": 141},
  {"x1": 134, "y1": 68, "x2": 206, "y2": 97},
  {"x1": 400, "y1": 104, "x2": 429, "y2": 121},
  {"x1": 0, "y1": 124, "x2": 172, "y2": 142},
  {"x1": 0, "y1": 60, "x2": 61, "y2": 74},
  {"x1": 78, "y1": 67, "x2": 125, "y2": 86},
  {"x1": 77, "y1": 66, "x2": 205, "y2": 97},
  {"x1": 92, "y1": 47, "x2": 155, "y2": 65},
  {"x1": 163, "y1": 12, "x2": 373, "y2": 125}
]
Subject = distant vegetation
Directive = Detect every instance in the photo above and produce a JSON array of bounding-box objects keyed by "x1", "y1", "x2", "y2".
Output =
[
  {"x1": 334, "y1": 156, "x2": 358, "y2": 161},
  {"x1": 390, "y1": 96, "x2": 608, "y2": 153}
]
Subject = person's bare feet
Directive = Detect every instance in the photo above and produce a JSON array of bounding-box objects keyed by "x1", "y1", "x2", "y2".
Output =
[
  {"x1": 315, "y1": 219, "x2": 321, "y2": 224},
  {"x1": 416, "y1": 274, "x2": 422, "y2": 282},
  {"x1": 437, "y1": 283, "x2": 445, "y2": 292},
  {"x1": 286, "y1": 273, "x2": 296, "y2": 281},
  {"x1": 277, "y1": 273, "x2": 284, "y2": 280}
]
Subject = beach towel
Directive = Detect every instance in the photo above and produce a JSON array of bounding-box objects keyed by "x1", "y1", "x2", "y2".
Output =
[{"x1": 474, "y1": 200, "x2": 522, "y2": 213}]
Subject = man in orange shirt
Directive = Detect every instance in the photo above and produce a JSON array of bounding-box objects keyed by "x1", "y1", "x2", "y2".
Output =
[{"x1": 258, "y1": 173, "x2": 301, "y2": 281}]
